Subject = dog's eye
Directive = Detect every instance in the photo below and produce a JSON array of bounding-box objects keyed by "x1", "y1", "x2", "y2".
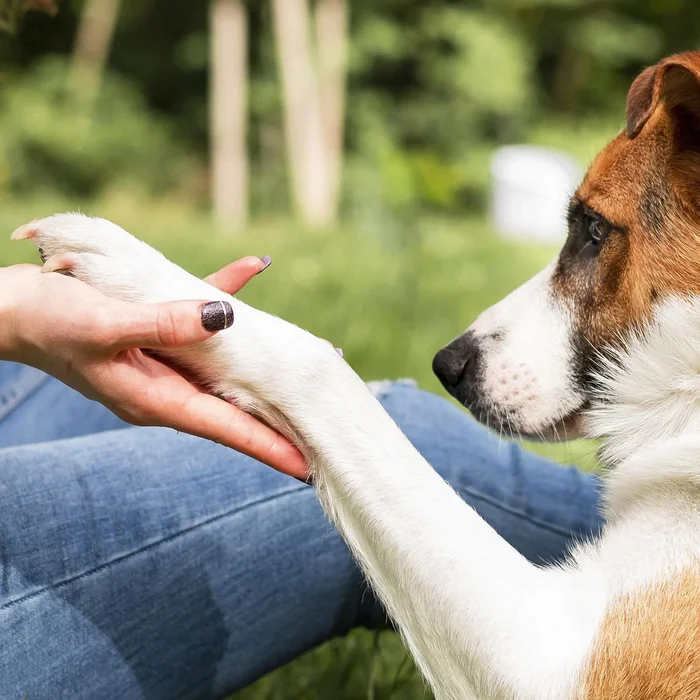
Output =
[{"x1": 587, "y1": 216, "x2": 609, "y2": 245}]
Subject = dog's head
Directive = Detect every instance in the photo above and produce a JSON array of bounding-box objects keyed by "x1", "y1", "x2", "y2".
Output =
[{"x1": 433, "y1": 51, "x2": 700, "y2": 439}]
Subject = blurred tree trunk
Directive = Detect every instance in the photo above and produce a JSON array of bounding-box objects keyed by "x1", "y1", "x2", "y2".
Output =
[
  {"x1": 552, "y1": 43, "x2": 587, "y2": 113},
  {"x1": 272, "y1": 0, "x2": 347, "y2": 228},
  {"x1": 315, "y1": 0, "x2": 348, "y2": 218},
  {"x1": 71, "y1": 0, "x2": 121, "y2": 106},
  {"x1": 210, "y1": 0, "x2": 248, "y2": 229}
]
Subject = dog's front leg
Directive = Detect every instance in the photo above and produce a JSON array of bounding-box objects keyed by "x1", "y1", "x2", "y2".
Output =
[{"x1": 276, "y1": 360, "x2": 604, "y2": 700}]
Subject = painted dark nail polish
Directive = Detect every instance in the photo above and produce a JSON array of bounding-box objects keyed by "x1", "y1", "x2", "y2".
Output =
[
  {"x1": 258, "y1": 255, "x2": 272, "y2": 274},
  {"x1": 201, "y1": 301, "x2": 234, "y2": 332}
]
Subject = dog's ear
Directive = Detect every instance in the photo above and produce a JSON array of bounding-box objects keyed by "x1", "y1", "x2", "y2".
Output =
[{"x1": 626, "y1": 52, "x2": 700, "y2": 141}]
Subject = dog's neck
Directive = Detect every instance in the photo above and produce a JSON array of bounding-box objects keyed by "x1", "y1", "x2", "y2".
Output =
[{"x1": 586, "y1": 297, "x2": 700, "y2": 516}]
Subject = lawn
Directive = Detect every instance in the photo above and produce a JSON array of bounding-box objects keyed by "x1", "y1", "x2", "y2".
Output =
[{"x1": 0, "y1": 195, "x2": 600, "y2": 699}]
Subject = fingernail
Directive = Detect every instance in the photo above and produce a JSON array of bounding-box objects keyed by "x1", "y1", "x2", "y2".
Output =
[
  {"x1": 335, "y1": 347, "x2": 344, "y2": 358},
  {"x1": 200, "y1": 301, "x2": 234, "y2": 332},
  {"x1": 257, "y1": 255, "x2": 272, "y2": 274}
]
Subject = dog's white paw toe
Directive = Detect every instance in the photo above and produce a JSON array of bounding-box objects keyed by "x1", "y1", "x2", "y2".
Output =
[
  {"x1": 40, "y1": 253, "x2": 80, "y2": 274},
  {"x1": 11, "y1": 213, "x2": 206, "y2": 305}
]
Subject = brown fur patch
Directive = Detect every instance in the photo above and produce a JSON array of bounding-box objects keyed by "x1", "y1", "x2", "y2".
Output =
[
  {"x1": 582, "y1": 570, "x2": 700, "y2": 700},
  {"x1": 551, "y1": 52, "x2": 700, "y2": 357}
]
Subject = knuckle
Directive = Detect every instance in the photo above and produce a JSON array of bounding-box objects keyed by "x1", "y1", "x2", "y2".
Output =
[{"x1": 155, "y1": 306, "x2": 181, "y2": 347}]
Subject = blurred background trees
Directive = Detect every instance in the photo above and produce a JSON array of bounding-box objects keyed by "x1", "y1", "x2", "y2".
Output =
[{"x1": 1, "y1": 0, "x2": 696, "y2": 231}]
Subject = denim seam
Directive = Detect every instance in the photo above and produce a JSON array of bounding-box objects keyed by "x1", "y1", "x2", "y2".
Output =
[
  {"x1": 459, "y1": 484, "x2": 586, "y2": 538},
  {"x1": 0, "y1": 483, "x2": 308, "y2": 612},
  {"x1": 0, "y1": 370, "x2": 51, "y2": 423}
]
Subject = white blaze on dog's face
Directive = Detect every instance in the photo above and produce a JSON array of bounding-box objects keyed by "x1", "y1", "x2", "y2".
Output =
[{"x1": 433, "y1": 51, "x2": 700, "y2": 439}]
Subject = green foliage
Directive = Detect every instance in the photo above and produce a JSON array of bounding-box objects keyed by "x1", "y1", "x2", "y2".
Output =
[
  {"x1": 572, "y1": 13, "x2": 661, "y2": 68},
  {"x1": 232, "y1": 630, "x2": 426, "y2": 700},
  {"x1": 527, "y1": 116, "x2": 624, "y2": 166},
  {"x1": 4, "y1": 0, "x2": 691, "y2": 215},
  {"x1": 0, "y1": 58, "x2": 191, "y2": 198},
  {"x1": 346, "y1": 6, "x2": 535, "y2": 214},
  {"x1": 0, "y1": 0, "x2": 25, "y2": 32},
  {"x1": 421, "y1": 9, "x2": 532, "y2": 117}
]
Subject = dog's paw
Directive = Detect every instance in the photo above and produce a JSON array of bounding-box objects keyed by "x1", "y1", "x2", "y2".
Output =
[
  {"x1": 10, "y1": 213, "x2": 344, "y2": 415},
  {"x1": 11, "y1": 213, "x2": 217, "y2": 306}
]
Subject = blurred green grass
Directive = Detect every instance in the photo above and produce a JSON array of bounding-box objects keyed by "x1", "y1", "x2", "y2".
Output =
[{"x1": 0, "y1": 196, "x2": 600, "y2": 699}]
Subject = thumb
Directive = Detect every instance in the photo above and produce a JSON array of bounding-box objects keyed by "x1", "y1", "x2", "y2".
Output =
[{"x1": 111, "y1": 299, "x2": 234, "y2": 350}]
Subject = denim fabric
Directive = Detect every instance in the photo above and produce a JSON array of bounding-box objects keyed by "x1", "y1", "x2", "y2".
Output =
[{"x1": 0, "y1": 362, "x2": 603, "y2": 699}]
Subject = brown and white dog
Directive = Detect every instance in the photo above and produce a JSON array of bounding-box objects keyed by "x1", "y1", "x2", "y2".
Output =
[{"x1": 12, "y1": 50, "x2": 700, "y2": 700}]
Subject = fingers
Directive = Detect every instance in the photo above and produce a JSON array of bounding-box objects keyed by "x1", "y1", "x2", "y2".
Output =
[
  {"x1": 204, "y1": 256, "x2": 271, "y2": 294},
  {"x1": 167, "y1": 391, "x2": 309, "y2": 479},
  {"x1": 109, "y1": 299, "x2": 234, "y2": 350},
  {"x1": 96, "y1": 354, "x2": 309, "y2": 479}
]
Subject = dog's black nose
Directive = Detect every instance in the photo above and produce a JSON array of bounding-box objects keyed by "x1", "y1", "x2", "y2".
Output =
[{"x1": 432, "y1": 333, "x2": 481, "y2": 394}]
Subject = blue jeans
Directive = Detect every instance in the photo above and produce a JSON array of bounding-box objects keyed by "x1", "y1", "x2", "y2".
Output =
[{"x1": 0, "y1": 362, "x2": 603, "y2": 700}]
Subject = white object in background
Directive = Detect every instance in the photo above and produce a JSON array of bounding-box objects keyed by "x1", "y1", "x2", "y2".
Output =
[{"x1": 490, "y1": 145, "x2": 582, "y2": 243}]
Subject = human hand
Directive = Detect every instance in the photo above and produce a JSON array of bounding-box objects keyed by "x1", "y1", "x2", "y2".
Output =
[{"x1": 0, "y1": 257, "x2": 309, "y2": 479}]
